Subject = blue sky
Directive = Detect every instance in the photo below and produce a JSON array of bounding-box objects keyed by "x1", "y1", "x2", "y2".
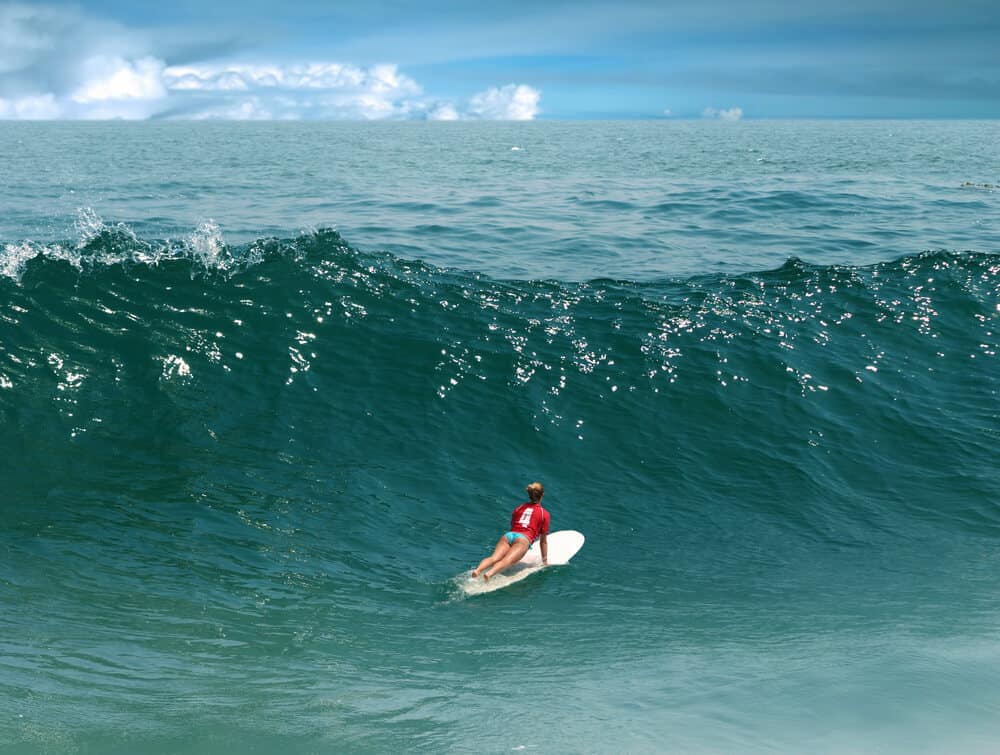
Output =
[{"x1": 0, "y1": 0, "x2": 997, "y2": 119}]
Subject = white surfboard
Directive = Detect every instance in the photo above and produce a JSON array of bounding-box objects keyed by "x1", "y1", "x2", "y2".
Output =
[{"x1": 461, "y1": 530, "x2": 585, "y2": 596}]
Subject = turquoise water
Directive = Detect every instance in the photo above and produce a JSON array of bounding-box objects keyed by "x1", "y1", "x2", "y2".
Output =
[{"x1": 1, "y1": 121, "x2": 999, "y2": 754}]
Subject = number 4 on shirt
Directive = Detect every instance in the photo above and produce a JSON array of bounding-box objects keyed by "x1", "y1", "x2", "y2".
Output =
[{"x1": 518, "y1": 507, "x2": 533, "y2": 527}]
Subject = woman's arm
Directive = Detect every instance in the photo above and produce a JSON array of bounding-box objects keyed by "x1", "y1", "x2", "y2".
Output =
[{"x1": 540, "y1": 531, "x2": 548, "y2": 564}]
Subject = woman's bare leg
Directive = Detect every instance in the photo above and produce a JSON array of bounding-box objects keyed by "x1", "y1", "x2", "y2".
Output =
[
  {"x1": 484, "y1": 538, "x2": 530, "y2": 580},
  {"x1": 473, "y1": 536, "x2": 509, "y2": 577}
]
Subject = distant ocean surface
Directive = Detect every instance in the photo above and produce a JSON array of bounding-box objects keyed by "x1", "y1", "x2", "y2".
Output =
[{"x1": 1, "y1": 121, "x2": 998, "y2": 754}]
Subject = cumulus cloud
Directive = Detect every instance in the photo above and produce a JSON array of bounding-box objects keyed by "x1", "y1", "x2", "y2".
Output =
[
  {"x1": 163, "y1": 62, "x2": 421, "y2": 96},
  {"x1": 157, "y1": 62, "x2": 428, "y2": 120},
  {"x1": 467, "y1": 84, "x2": 541, "y2": 120},
  {"x1": 702, "y1": 106, "x2": 744, "y2": 121},
  {"x1": 0, "y1": 3, "x2": 540, "y2": 121},
  {"x1": 427, "y1": 102, "x2": 461, "y2": 121},
  {"x1": 0, "y1": 93, "x2": 60, "y2": 119},
  {"x1": 74, "y1": 57, "x2": 167, "y2": 103},
  {"x1": 0, "y1": 4, "x2": 149, "y2": 118}
]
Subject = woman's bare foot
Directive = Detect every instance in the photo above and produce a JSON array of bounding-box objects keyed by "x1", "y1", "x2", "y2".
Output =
[
  {"x1": 472, "y1": 568, "x2": 482, "y2": 578},
  {"x1": 483, "y1": 571, "x2": 492, "y2": 581}
]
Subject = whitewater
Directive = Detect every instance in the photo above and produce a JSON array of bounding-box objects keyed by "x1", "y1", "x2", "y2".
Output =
[{"x1": 1, "y1": 121, "x2": 998, "y2": 754}]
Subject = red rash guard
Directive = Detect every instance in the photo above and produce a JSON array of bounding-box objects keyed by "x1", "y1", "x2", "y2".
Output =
[{"x1": 510, "y1": 502, "x2": 550, "y2": 543}]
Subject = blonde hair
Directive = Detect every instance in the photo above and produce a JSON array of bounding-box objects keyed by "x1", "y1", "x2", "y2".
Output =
[{"x1": 526, "y1": 482, "x2": 544, "y2": 502}]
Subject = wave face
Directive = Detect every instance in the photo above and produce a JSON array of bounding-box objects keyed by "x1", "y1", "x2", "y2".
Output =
[{"x1": 4, "y1": 227, "x2": 997, "y2": 515}]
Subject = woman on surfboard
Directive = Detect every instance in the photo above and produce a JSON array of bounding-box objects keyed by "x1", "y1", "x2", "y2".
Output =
[{"x1": 472, "y1": 482, "x2": 549, "y2": 581}]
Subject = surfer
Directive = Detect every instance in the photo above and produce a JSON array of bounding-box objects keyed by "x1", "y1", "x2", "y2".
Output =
[{"x1": 472, "y1": 482, "x2": 550, "y2": 581}]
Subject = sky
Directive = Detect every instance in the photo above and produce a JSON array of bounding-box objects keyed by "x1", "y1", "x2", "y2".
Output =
[{"x1": 0, "y1": 0, "x2": 997, "y2": 120}]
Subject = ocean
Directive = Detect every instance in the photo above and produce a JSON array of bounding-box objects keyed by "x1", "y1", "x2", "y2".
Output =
[{"x1": 1, "y1": 120, "x2": 998, "y2": 754}]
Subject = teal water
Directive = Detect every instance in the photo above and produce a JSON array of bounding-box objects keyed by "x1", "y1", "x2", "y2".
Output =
[{"x1": 1, "y1": 122, "x2": 999, "y2": 754}]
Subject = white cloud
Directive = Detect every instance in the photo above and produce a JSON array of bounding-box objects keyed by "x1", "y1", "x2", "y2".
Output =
[
  {"x1": 0, "y1": 93, "x2": 61, "y2": 119},
  {"x1": 467, "y1": 84, "x2": 541, "y2": 121},
  {"x1": 162, "y1": 62, "x2": 422, "y2": 97},
  {"x1": 0, "y1": 3, "x2": 159, "y2": 119},
  {"x1": 72, "y1": 56, "x2": 167, "y2": 106},
  {"x1": 165, "y1": 70, "x2": 543, "y2": 122},
  {"x1": 154, "y1": 62, "x2": 431, "y2": 120},
  {"x1": 0, "y1": 4, "x2": 541, "y2": 122},
  {"x1": 427, "y1": 102, "x2": 461, "y2": 121},
  {"x1": 702, "y1": 106, "x2": 744, "y2": 121}
]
